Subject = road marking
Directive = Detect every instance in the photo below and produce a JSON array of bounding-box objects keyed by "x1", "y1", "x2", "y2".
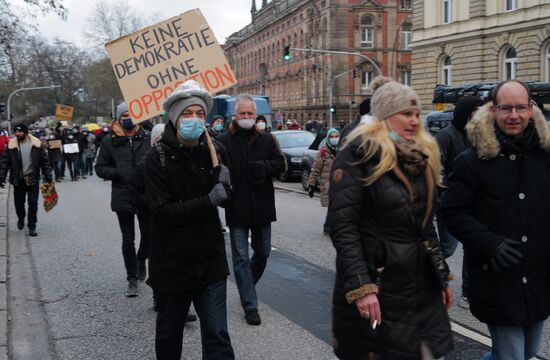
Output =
[{"x1": 450, "y1": 321, "x2": 491, "y2": 347}]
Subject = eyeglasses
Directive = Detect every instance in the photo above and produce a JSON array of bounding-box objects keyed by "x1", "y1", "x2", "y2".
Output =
[{"x1": 496, "y1": 104, "x2": 531, "y2": 115}]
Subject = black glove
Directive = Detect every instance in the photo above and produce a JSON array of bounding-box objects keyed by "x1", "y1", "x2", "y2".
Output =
[
  {"x1": 308, "y1": 186, "x2": 315, "y2": 198},
  {"x1": 491, "y1": 238, "x2": 522, "y2": 271},
  {"x1": 208, "y1": 183, "x2": 228, "y2": 207}
]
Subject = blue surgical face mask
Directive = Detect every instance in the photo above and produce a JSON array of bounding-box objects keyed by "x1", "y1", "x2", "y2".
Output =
[
  {"x1": 389, "y1": 130, "x2": 405, "y2": 143},
  {"x1": 213, "y1": 123, "x2": 224, "y2": 132},
  {"x1": 178, "y1": 118, "x2": 205, "y2": 141},
  {"x1": 329, "y1": 137, "x2": 339, "y2": 147},
  {"x1": 121, "y1": 118, "x2": 135, "y2": 131}
]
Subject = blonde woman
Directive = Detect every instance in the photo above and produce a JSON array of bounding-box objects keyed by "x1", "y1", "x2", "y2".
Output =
[{"x1": 329, "y1": 77, "x2": 453, "y2": 360}]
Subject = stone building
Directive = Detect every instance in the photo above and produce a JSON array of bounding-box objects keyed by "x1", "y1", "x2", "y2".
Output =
[
  {"x1": 412, "y1": 0, "x2": 550, "y2": 109},
  {"x1": 223, "y1": 0, "x2": 413, "y2": 128}
]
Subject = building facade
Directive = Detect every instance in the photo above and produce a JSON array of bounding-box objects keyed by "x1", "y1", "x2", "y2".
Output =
[
  {"x1": 412, "y1": 0, "x2": 550, "y2": 109},
  {"x1": 223, "y1": 0, "x2": 413, "y2": 127}
]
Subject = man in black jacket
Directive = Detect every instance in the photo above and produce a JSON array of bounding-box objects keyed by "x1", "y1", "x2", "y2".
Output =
[
  {"x1": 217, "y1": 94, "x2": 286, "y2": 326},
  {"x1": 95, "y1": 102, "x2": 151, "y2": 297},
  {"x1": 435, "y1": 95, "x2": 484, "y2": 308},
  {"x1": 0, "y1": 123, "x2": 52, "y2": 236},
  {"x1": 144, "y1": 80, "x2": 234, "y2": 360},
  {"x1": 442, "y1": 80, "x2": 550, "y2": 360}
]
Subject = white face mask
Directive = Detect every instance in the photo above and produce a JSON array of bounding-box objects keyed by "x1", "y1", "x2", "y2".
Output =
[
  {"x1": 238, "y1": 119, "x2": 255, "y2": 130},
  {"x1": 329, "y1": 137, "x2": 339, "y2": 147},
  {"x1": 257, "y1": 122, "x2": 266, "y2": 130}
]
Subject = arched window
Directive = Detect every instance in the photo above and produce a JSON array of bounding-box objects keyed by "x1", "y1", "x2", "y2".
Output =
[
  {"x1": 401, "y1": 23, "x2": 412, "y2": 50},
  {"x1": 361, "y1": 16, "x2": 374, "y2": 48},
  {"x1": 442, "y1": 56, "x2": 452, "y2": 85},
  {"x1": 362, "y1": 71, "x2": 374, "y2": 94},
  {"x1": 546, "y1": 46, "x2": 550, "y2": 82},
  {"x1": 504, "y1": 47, "x2": 517, "y2": 80}
]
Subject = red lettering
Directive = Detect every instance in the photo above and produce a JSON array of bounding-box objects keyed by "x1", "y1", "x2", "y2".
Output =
[
  {"x1": 199, "y1": 72, "x2": 211, "y2": 91},
  {"x1": 129, "y1": 99, "x2": 143, "y2": 120},
  {"x1": 152, "y1": 90, "x2": 163, "y2": 111},
  {"x1": 204, "y1": 70, "x2": 220, "y2": 90},
  {"x1": 164, "y1": 86, "x2": 174, "y2": 99},
  {"x1": 216, "y1": 64, "x2": 235, "y2": 86}
]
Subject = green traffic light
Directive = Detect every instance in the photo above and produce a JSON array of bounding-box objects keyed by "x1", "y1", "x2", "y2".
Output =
[
  {"x1": 330, "y1": 106, "x2": 335, "y2": 113},
  {"x1": 283, "y1": 45, "x2": 290, "y2": 61},
  {"x1": 284, "y1": 54, "x2": 291, "y2": 61}
]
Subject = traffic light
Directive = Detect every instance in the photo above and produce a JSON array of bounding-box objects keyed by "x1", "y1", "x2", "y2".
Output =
[
  {"x1": 0, "y1": 103, "x2": 4, "y2": 115},
  {"x1": 330, "y1": 105, "x2": 336, "y2": 113},
  {"x1": 283, "y1": 45, "x2": 291, "y2": 61},
  {"x1": 352, "y1": 69, "x2": 358, "y2": 78}
]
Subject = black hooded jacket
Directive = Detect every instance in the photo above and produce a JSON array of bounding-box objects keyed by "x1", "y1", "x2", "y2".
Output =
[{"x1": 144, "y1": 122, "x2": 229, "y2": 291}]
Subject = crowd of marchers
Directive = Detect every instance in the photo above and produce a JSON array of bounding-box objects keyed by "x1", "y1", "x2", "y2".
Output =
[{"x1": 0, "y1": 75, "x2": 547, "y2": 360}]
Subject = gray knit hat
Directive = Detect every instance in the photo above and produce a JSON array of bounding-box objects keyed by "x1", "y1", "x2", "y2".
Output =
[
  {"x1": 116, "y1": 102, "x2": 128, "y2": 120},
  {"x1": 370, "y1": 76, "x2": 421, "y2": 121},
  {"x1": 150, "y1": 123, "x2": 165, "y2": 146},
  {"x1": 162, "y1": 80, "x2": 213, "y2": 126}
]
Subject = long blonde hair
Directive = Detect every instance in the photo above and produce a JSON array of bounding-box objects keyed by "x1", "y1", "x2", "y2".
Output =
[{"x1": 343, "y1": 118, "x2": 442, "y2": 186}]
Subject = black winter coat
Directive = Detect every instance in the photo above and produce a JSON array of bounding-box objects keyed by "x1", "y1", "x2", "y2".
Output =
[
  {"x1": 441, "y1": 104, "x2": 550, "y2": 326},
  {"x1": 95, "y1": 122, "x2": 150, "y2": 213},
  {"x1": 144, "y1": 122, "x2": 229, "y2": 292},
  {"x1": 45, "y1": 132, "x2": 64, "y2": 162},
  {"x1": 435, "y1": 124, "x2": 468, "y2": 182},
  {"x1": 329, "y1": 139, "x2": 453, "y2": 359},
  {"x1": 0, "y1": 135, "x2": 52, "y2": 186},
  {"x1": 216, "y1": 123, "x2": 285, "y2": 227}
]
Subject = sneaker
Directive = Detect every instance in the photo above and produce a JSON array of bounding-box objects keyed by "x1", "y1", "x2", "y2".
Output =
[
  {"x1": 17, "y1": 218, "x2": 24, "y2": 230},
  {"x1": 186, "y1": 313, "x2": 198, "y2": 322},
  {"x1": 459, "y1": 295, "x2": 470, "y2": 309},
  {"x1": 125, "y1": 278, "x2": 138, "y2": 297},
  {"x1": 137, "y1": 261, "x2": 147, "y2": 281},
  {"x1": 28, "y1": 228, "x2": 37, "y2": 237},
  {"x1": 245, "y1": 309, "x2": 261, "y2": 325}
]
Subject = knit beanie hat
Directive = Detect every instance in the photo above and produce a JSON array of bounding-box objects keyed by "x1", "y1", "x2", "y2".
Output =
[
  {"x1": 452, "y1": 96, "x2": 485, "y2": 131},
  {"x1": 163, "y1": 80, "x2": 213, "y2": 126},
  {"x1": 150, "y1": 123, "x2": 165, "y2": 146},
  {"x1": 14, "y1": 123, "x2": 29, "y2": 134},
  {"x1": 116, "y1": 102, "x2": 128, "y2": 120},
  {"x1": 370, "y1": 76, "x2": 421, "y2": 121}
]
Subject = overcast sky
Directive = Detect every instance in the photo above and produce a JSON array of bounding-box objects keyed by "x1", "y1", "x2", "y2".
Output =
[{"x1": 30, "y1": 0, "x2": 256, "y2": 46}]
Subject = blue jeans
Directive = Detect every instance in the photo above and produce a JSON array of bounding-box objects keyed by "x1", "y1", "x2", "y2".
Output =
[
  {"x1": 155, "y1": 280, "x2": 234, "y2": 360},
  {"x1": 229, "y1": 224, "x2": 271, "y2": 311},
  {"x1": 481, "y1": 321, "x2": 544, "y2": 360},
  {"x1": 54, "y1": 160, "x2": 64, "y2": 179}
]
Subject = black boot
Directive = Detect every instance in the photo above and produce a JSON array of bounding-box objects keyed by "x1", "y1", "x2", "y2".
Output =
[
  {"x1": 28, "y1": 226, "x2": 37, "y2": 237},
  {"x1": 137, "y1": 261, "x2": 147, "y2": 281}
]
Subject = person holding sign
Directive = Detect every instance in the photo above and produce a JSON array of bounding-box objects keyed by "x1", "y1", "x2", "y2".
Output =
[
  {"x1": 95, "y1": 102, "x2": 151, "y2": 297},
  {"x1": 144, "y1": 80, "x2": 234, "y2": 360},
  {"x1": 0, "y1": 123, "x2": 53, "y2": 236},
  {"x1": 62, "y1": 133, "x2": 80, "y2": 181},
  {"x1": 217, "y1": 94, "x2": 286, "y2": 326}
]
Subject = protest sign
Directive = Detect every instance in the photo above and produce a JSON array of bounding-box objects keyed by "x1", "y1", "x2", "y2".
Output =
[
  {"x1": 105, "y1": 9, "x2": 236, "y2": 123},
  {"x1": 63, "y1": 143, "x2": 79, "y2": 154},
  {"x1": 48, "y1": 140, "x2": 62, "y2": 149},
  {"x1": 55, "y1": 104, "x2": 74, "y2": 121}
]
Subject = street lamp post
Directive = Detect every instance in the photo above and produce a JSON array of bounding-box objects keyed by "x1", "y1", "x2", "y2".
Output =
[
  {"x1": 7, "y1": 85, "x2": 61, "y2": 134},
  {"x1": 288, "y1": 47, "x2": 381, "y2": 75}
]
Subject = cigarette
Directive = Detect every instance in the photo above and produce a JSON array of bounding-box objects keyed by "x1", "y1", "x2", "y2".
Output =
[{"x1": 372, "y1": 320, "x2": 377, "y2": 330}]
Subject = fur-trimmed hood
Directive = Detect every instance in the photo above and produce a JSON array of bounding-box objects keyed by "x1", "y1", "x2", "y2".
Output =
[
  {"x1": 466, "y1": 102, "x2": 550, "y2": 159},
  {"x1": 7, "y1": 134, "x2": 42, "y2": 150}
]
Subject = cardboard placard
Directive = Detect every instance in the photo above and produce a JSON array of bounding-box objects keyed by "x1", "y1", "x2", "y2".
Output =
[
  {"x1": 55, "y1": 104, "x2": 74, "y2": 121},
  {"x1": 105, "y1": 9, "x2": 237, "y2": 123},
  {"x1": 48, "y1": 140, "x2": 62, "y2": 149},
  {"x1": 63, "y1": 143, "x2": 79, "y2": 154}
]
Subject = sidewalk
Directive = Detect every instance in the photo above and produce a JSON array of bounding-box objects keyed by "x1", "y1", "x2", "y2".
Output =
[{"x1": 0, "y1": 186, "x2": 8, "y2": 360}]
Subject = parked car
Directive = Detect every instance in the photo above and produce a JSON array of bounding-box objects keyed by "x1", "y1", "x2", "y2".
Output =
[
  {"x1": 271, "y1": 130, "x2": 315, "y2": 182},
  {"x1": 424, "y1": 110, "x2": 454, "y2": 135},
  {"x1": 300, "y1": 133, "x2": 326, "y2": 190}
]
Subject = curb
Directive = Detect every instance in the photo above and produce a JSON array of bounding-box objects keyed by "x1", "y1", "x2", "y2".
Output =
[{"x1": 0, "y1": 186, "x2": 8, "y2": 360}]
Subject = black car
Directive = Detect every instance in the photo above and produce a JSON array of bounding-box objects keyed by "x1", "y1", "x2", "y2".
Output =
[
  {"x1": 424, "y1": 110, "x2": 454, "y2": 135},
  {"x1": 271, "y1": 130, "x2": 315, "y2": 182},
  {"x1": 300, "y1": 133, "x2": 325, "y2": 190}
]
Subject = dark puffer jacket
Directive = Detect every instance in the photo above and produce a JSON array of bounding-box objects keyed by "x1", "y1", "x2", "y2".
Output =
[
  {"x1": 216, "y1": 122, "x2": 285, "y2": 227},
  {"x1": 0, "y1": 135, "x2": 52, "y2": 186},
  {"x1": 442, "y1": 103, "x2": 550, "y2": 326},
  {"x1": 144, "y1": 122, "x2": 229, "y2": 292},
  {"x1": 329, "y1": 139, "x2": 453, "y2": 359},
  {"x1": 95, "y1": 121, "x2": 150, "y2": 213}
]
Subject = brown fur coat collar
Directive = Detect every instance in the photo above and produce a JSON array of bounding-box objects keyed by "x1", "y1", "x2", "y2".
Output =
[
  {"x1": 466, "y1": 102, "x2": 550, "y2": 159},
  {"x1": 8, "y1": 134, "x2": 42, "y2": 150}
]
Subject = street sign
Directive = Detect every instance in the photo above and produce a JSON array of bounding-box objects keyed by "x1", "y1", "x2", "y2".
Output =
[
  {"x1": 105, "y1": 9, "x2": 237, "y2": 123},
  {"x1": 55, "y1": 104, "x2": 74, "y2": 121},
  {"x1": 435, "y1": 103, "x2": 445, "y2": 111}
]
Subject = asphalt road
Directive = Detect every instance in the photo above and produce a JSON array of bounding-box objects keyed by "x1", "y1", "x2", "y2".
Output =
[{"x1": 6, "y1": 175, "x2": 550, "y2": 359}]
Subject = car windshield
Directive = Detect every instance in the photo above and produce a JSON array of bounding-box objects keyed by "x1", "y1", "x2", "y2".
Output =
[{"x1": 275, "y1": 132, "x2": 315, "y2": 148}]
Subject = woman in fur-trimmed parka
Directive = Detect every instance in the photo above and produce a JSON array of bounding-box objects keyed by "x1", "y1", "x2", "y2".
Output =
[{"x1": 329, "y1": 77, "x2": 453, "y2": 360}]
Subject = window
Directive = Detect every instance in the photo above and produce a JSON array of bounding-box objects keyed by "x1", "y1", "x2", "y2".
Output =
[
  {"x1": 401, "y1": 23, "x2": 412, "y2": 50},
  {"x1": 361, "y1": 16, "x2": 374, "y2": 48},
  {"x1": 443, "y1": 0, "x2": 452, "y2": 23},
  {"x1": 505, "y1": 0, "x2": 518, "y2": 11},
  {"x1": 401, "y1": 71, "x2": 411, "y2": 86},
  {"x1": 504, "y1": 47, "x2": 517, "y2": 80},
  {"x1": 442, "y1": 56, "x2": 452, "y2": 85},
  {"x1": 547, "y1": 46, "x2": 550, "y2": 82},
  {"x1": 361, "y1": 71, "x2": 374, "y2": 94},
  {"x1": 400, "y1": 0, "x2": 412, "y2": 9}
]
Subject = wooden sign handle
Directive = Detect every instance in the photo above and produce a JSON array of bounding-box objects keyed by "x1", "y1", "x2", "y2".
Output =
[{"x1": 204, "y1": 130, "x2": 219, "y2": 168}]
